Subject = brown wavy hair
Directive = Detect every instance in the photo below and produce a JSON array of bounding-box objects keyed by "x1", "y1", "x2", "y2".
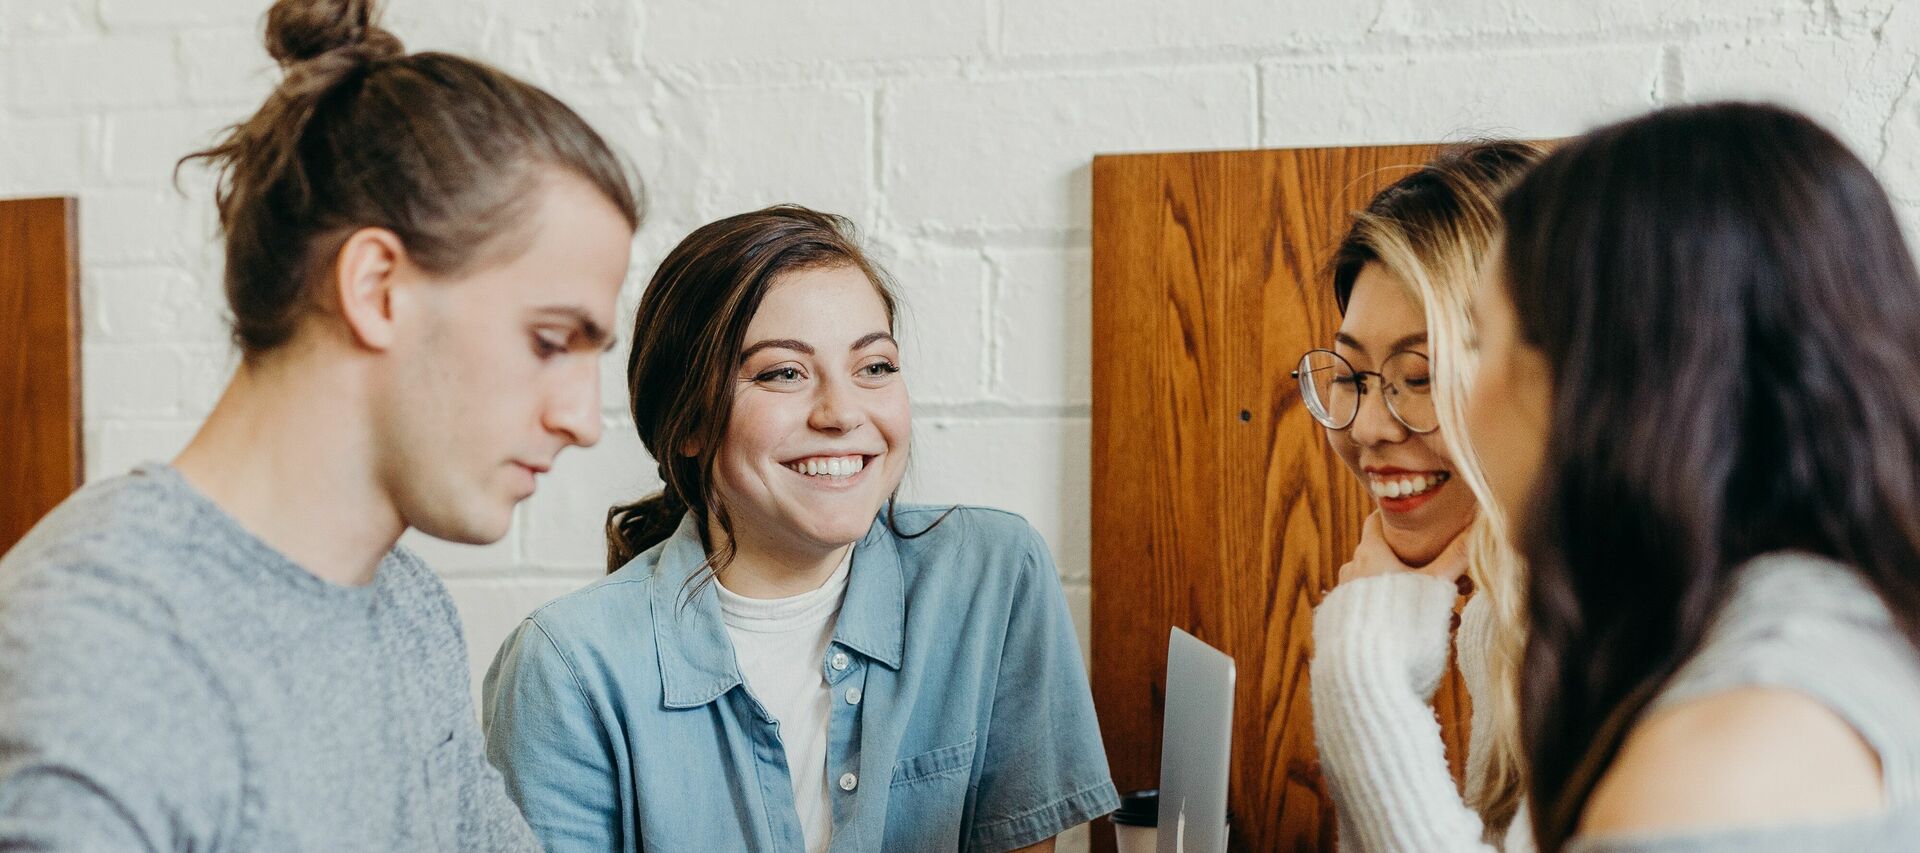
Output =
[
  {"x1": 606, "y1": 205, "x2": 949, "y2": 588},
  {"x1": 180, "y1": 0, "x2": 641, "y2": 359}
]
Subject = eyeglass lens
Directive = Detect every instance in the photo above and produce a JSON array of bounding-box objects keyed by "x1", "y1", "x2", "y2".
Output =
[{"x1": 1295, "y1": 349, "x2": 1435, "y2": 433}]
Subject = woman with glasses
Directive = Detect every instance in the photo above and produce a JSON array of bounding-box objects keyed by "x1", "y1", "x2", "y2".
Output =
[{"x1": 1302, "y1": 140, "x2": 1547, "y2": 851}]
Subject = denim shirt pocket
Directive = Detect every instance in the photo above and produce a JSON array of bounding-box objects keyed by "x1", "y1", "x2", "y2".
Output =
[{"x1": 885, "y1": 732, "x2": 979, "y2": 849}]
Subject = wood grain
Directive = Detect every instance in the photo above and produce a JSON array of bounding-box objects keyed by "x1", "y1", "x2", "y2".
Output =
[
  {"x1": 1, "y1": 197, "x2": 82, "y2": 556},
  {"x1": 1091, "y1": 146, "x2": 1471, "y2": 852}
]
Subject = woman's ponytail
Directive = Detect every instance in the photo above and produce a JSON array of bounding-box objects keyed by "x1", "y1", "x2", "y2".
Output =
[{"x1": 606, "y1": 489, "x2": 687, "y2": 572}]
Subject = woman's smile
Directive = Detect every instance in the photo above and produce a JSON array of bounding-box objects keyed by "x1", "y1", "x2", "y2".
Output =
[
  {"x1": 780, "y1": 453, "x2": 878, "y2": 489},
  {"x1": 1365, "y1": 466, "x2": 1453, "y2": 513}
]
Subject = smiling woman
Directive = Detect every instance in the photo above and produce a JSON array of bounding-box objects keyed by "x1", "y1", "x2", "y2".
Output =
[
  {"x1": 481, "y1": 205, "x2": 1119, "y2": 853},
  {"x1": 708, "y1": 264, "x2": 913, "y2": 596},
  {"x1": 1303, "y1": 140, "x2": 1548, "y2": 852}
]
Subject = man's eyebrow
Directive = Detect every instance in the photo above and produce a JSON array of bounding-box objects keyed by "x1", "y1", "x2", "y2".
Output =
[
  {"x1": 740, "y1": 338, "x2": 815, "y2": 360},
  {"x1": 532, "y1": 306, "x2": 616, "y2": 352}
]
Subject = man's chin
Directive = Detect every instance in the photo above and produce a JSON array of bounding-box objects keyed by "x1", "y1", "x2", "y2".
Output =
[{"x1": 410, "y1": 507, "x2": 512, "y2": 547}]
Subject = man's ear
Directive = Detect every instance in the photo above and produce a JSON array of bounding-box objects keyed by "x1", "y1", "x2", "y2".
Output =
[{"x1": 333, "y1": 227, "x2": 408, "y2": 352}]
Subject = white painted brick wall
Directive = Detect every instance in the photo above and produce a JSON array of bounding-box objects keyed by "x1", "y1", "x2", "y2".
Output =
[
  {"x1": 889, "y1": 243, "x2": 992, "y2": 402},
  {"x1": 642, "y1": 1, "x2": 987, "y2": 66},
  {"x1": 97, "y1": 0, "x2": 256, "y2": 31},
  {"x1": 7, "y1": 4, "x2": 1920, "y2": 849},
  {"x1": 1004, "y1": 0, "x2": 1379, "y2": 55},
  {"x1": 1261, "y1": 45, "x2": 1663, "y2": 146},
  {"x1": 657, "y1": 84, "x2": 876, "y2": 224},
  {"x1": 883, "y1": 68, "x2": 1254, "y2": 230},
  {"x1": 1682, "y1": 36, "x2": 1915, "y2": 160},
  {"x1": 7, "y1": 35, "x2": 182, "y2": 111},
  {"x1": 1372, "y1": 0, "x2": 1813, "y2": 39},
  {"x1": 992, "y1": 245, "x2": 1092, "y2": 406},
  {"x1": 0, "y1": 114, "x2": 90, "y2": 193}
]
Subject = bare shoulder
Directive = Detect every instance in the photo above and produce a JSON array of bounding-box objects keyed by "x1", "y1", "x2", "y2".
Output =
[{"x1": 1580, "y1": 687, "x2": 1883, "y2": 835}]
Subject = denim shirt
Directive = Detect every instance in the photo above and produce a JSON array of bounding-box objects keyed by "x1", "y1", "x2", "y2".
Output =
[{"x1": 482, "y1": 505, "x2": 1118, "y2": 853}]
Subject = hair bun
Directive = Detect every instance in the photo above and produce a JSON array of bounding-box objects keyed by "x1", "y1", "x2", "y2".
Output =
[{"x1": 265, "y1": 0, "x2": 403, "y2": 67}]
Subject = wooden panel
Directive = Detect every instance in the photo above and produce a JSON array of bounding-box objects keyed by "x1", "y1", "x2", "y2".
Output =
[
  {"x1": 1, "y1": 197, "x2": 82, "y2": 555},
  {"x1": 1090, "y1": 146, "x2": 1471, "y2": 851}
]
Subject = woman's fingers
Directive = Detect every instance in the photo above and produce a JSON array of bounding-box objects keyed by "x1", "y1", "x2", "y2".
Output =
[{"x1": 1353, "y1": 511, "x2": 1393, "y2": 558}]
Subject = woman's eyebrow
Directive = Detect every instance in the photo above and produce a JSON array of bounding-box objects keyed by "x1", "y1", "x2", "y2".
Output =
[
  {"x1": 851, "y1": 331, "x2": 896, "y2": 351},
  {"x1": 739, "y1": 339, "x2": 814, "y2": 360},
  {"x1": 1334, "y1": 331, "x2": 1428, "y2": 353},
  {"x1": 1389, "y1": 331, "x2": 1428, "y2": 352}
]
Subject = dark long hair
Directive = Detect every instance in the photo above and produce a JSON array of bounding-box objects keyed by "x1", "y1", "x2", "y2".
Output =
[
  {"x1": 606, "y1": 205, "x2": 948, "y2": 586},
  {"x1": 182, "y1": 0, "x2": 640, "y2": 360},
  {"x1": 1499, "y1": 101, "x2": 1920, "y2": 849}
]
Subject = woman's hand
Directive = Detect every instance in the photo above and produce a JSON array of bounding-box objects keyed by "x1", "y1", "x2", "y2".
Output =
[{"x1": 1336, "y1": 512, "x2": 1471, "y2": 589}]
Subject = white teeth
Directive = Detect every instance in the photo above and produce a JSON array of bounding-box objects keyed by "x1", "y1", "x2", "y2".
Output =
[
  {"x1": 1369, "y1": 472, "x2": 1448, "y2": 500},
  {"x1": 789, "y1": 455, "x2": 866, "y2": 480}
]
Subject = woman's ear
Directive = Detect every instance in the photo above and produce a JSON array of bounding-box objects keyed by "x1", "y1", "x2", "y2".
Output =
[{"x1": 333, "y1": 227, "x2": 408, "y2": 352}]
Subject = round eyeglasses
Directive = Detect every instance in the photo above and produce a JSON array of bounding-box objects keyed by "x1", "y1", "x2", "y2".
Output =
[{"x1": 1291, "y1": 348, "x2": 1437, "y2": 434}]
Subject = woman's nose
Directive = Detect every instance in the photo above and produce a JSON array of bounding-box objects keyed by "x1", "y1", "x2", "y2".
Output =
[{"x1": 1349, "y1": 387, "x2": 1408, "y2": 446}]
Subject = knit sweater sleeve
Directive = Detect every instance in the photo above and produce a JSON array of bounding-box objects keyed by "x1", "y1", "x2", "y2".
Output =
[{"x1": 1311, "y1": 572, "x2": 1497, "y2": 852}]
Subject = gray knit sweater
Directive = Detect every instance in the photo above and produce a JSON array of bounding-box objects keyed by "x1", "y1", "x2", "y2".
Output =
[{"x1": 0, "y1": 464, "x2": 539, "y2": 851}]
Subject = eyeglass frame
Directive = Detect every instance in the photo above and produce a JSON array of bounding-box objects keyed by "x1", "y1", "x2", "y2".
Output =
[{"x1": 1289, "y1": 347, "x2": 1439, "y2": 435}]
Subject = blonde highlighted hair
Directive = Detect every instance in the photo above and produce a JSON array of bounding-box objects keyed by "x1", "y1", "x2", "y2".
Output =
[{"x1": 1329, "y1": 140, "x2": 1545, "y2": 839}]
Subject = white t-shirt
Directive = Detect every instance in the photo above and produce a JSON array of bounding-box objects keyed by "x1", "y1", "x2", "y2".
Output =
[{"x1": 716, "y1": 548, "x2": 852, "y2": 853}]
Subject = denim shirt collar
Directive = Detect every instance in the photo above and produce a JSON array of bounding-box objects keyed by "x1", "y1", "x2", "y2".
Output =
[{"x1": 648, "y1": 511, "x2": 906, "y2": 709}]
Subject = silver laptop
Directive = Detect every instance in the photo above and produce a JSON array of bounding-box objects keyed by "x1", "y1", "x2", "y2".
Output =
[{"x1": 1157, "y1": 627, "x2": 1235, "y2": 853}]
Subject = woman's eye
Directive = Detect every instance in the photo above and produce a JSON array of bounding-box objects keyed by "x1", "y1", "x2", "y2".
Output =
[
  {"x1": 1403, "y1": 375, "x2": 1431, "y2": 389},
  {"x1": 861, "y1": 361, "x2": 901, "y2": 377},
  {"x1": 755, "y1": 367, "x2": 804, "y2": 383},
  {"x1": 1331, "y1": 374, "x2": 1361, "y2": 387},
  {"x1": 532, "y1": 333, "x2": 567, "y2": 358}
]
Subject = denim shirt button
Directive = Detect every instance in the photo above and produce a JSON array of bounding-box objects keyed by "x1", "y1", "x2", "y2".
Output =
[
  {"x1": 830, "y1": 652, "x2": 850, "y2": 672},
  {"x1": 844, "y1": 687, "x2": 862, "y2": 705},
  {"x1": 838, "y1": 772, "x2": 858, "y2": 792}
]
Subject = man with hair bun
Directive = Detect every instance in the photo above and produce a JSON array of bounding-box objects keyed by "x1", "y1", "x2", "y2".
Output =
[{"x1": 0, "y1": 0, "x2": 640, "y2": 849}]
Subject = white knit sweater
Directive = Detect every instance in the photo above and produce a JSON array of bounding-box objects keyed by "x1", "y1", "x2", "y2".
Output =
[{"x1": 1310, "y1": 573, "x2": 1532, "y2": 852}]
